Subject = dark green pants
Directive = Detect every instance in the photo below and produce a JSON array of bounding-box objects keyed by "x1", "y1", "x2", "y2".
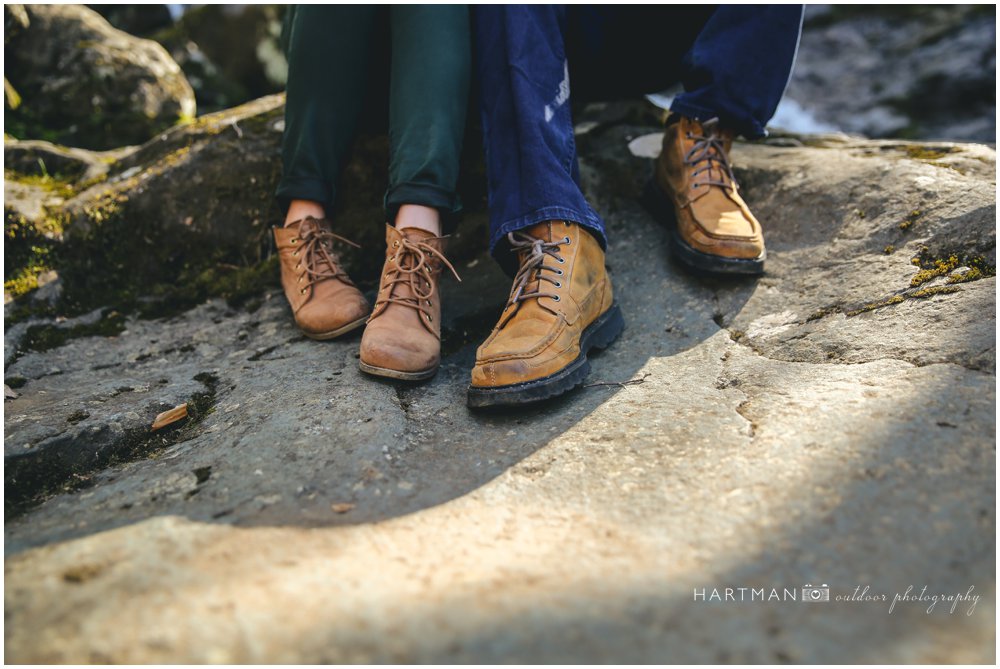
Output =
[{"x1": 277, "y1": 5, "x2": 470, "y2": 224}]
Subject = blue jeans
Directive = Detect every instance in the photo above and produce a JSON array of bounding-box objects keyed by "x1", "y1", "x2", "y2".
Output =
[{"x1": 474, "y1": 5, "x2": 804, "y2": 264}]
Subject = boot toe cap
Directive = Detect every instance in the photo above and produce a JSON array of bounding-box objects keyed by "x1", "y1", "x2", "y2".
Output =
[
  {"x1": 360, "y1": 331, "x2": 439, "y2": 374},
  {"x1": 295, "y1": 295, "x2": 369, "y2": 337}
]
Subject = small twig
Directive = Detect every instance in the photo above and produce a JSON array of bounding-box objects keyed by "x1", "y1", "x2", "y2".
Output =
[
  {"x1": 583, "y1": 372, "x2": 651, "y2": 389},
  {"x1": 230, "y1": 120, "x2": 243, "y2": 138}
]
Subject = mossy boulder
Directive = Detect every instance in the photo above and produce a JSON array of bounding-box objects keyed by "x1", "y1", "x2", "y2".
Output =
[
  {"x1": 3, "y1": 139, "x2": 116, "y2": 181},
  {"x1": 4, "y1": 4, "x2": 196, "y2": 150},
  {"x1": 7, "y1": 94, "x2": 486, "y2": 316}
]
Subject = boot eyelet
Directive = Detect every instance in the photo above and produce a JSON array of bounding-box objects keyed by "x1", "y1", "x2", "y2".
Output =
[
  {"x1": 563, "y1": 236, "x2": 570, "y2": 244},
  {"x1": 554, "y1": 281, "x2": 562, "y2": 288},
  {"x1": 427, "y1": 315, "x2": 433, "y2": 322},
  {"x1": 552, "y1": 295, "x2": 561, "y2": 302},
  {"x1": 427, "y1": 300, "x2": 432, "y2": 306},
  {"x1": 393, "y1": 241, "x2": 399, "y2": 248},
  {"x1": 297, "y1": 276, "x2": 303, "y2": 283},
  {"x1": 557, "y1": 257, "x2": 565, "y2": 264},
  {"x1": 556, "y1": 269, "x2": 564, "y2": 275},
  {"x1": 299, "y1": 288, "x2": 307, "y2": 295},
  {"x1": 292, "y1": 251, "x2": 299, "y2": 257}
]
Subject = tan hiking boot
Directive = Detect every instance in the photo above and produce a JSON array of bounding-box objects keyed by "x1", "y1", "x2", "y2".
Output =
[
  {"x1": 650, "y1": 115, "x2": 765, "y2": 274},
  {"x1": 467, "y1": 221, "x2": 624, "y2": 408},
  {"x1": 274, "y1": 217, "x2": 369, "y2": 339},
  {"x1": 359, "y1": 225, "x2": 460, "y2": 381}
]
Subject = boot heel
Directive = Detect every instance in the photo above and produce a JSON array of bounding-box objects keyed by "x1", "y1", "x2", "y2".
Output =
[{"x1": 584, "y1": 304, "x2": 625, "y2": 352}]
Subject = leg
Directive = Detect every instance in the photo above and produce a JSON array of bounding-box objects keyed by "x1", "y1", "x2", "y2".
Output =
[
  {"x1": 564, "y1": 6, "x2": 716, "y2": 103},
  {"x1": 650, "y1": 6, "x2": 804, "y2": 275},
  {"x1": 467, "y1": 6, "x2": 623, "y2": 408},
  {"x1": 272, "y1": 6, "x2": 376, "y2": 339},
  {"x1": 360, "y1": 5, "x2": 471, "y2": 381},
  {"x1": 473, "y1": 5, "x2": 605, "y2": 268},
  {"x1": 276, "y1": 6, "x2": 377, "y2": 217},
  {"x1": 386, "y1": 4, "x2": 471, "y2": 236},
  {"x1": 672, "y1": 5, "x2": 804, "y2": 138}
]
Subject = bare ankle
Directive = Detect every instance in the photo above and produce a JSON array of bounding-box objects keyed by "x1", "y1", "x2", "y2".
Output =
[
  {"x1": 395, "y1": 204, "x2": 441, "y2": 237},
  {"x1": 285, "y1": 199, "x2": 326, "y2": 227}
]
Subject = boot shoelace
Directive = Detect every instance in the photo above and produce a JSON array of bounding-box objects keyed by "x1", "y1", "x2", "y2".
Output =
[
  {"x1": 290, "y1": 217, "x2": 360, "y2": 296},
  {"x1": 683, "y1": 117, "x2": 738, "y2": 191},
  {"x1": 380, "y1": 235, "x2": 461, "y2": 323},
  {"x1": 505, "y1": 230, "x2": 569, "y2": 309}
]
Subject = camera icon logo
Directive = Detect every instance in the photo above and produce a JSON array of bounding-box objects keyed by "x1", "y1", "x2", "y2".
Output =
[{"x1": 801, "y1": 584, "x2": 830, "y2": 602}]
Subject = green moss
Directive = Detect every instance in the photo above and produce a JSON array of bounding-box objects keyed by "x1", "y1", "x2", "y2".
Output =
[
  {"x1": 4, "y1": 170, "x2": 76, "y2": 199},
  {"x1": 899, "y1": 209, "x2": 921, "y2": 231},
  {"x1": 910, "y1": 254, "x2": 960, "y2": 286},
  {"x1": 66, "y1": 410, "x2": 90, "y2": 423},
  {"x1": 75, "y1": 171, "x2": 109, "y2": 192},
  {"x1": 926, "y1": 161, "x2": 967, "y2": 175},
  {"x1": 904, "y1": 146, "x2": 957, "y2": 161},
  {"x1": 947, "y1": 268, "x2": 985, "y2": 284},
  {"x1": 846, "y1": 295, "x2": 905, "y2": 316},
  {"x1": 4, "y1": 207, "x2": 68, "y2": 302},
  {"x1": 20, "y1": 309, "x2": 126, "y2": 353},
  {"x1": 135, "y1": 256, "x2": 280, "y2": 320},
  {"x1": 909, "y1": 249, "x2": 995, "y2": 287},
  {"x1": 806, "y1": 307, "x2": 839, "y2": 322},
  {"x1": 909, "y1": 285, "x2": 961, "y2": 299},
  {"x1": 5, "y1": 376, "x2": 28, "y2": 389}
]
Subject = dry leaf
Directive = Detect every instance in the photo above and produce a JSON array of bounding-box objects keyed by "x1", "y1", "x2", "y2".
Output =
[
  {"x1": 152, "y1": 403, "x2": 188, "y2": 431},
  {"x1": 330, "y1": 503, "x2": 355, "y2": 514}
]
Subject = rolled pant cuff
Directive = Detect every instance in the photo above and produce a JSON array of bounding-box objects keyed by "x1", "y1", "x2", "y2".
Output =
[
  {"x1": 275, "y1": 177, "x2": 334, "y2": 215},
  {"x1": 385, "y1": 182, "x2": 462, "y2": 231},
  {"x1": 488, "y1": 205, "x2": 607, "y2": 258},
  {"x1": 669, "y1": 99, "x2": 768, "y2": 140}
]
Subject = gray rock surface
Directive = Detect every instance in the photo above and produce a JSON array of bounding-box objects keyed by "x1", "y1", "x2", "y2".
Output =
[
  {"x1": 788, "y1": 5, "x2": 995, "y2": 141},
  {"x1": 3, "y1": 119, "x2": 995, "y2": 662},
  {"x1": 4, "y1": 4, "x2": 196, "y2": 150}
]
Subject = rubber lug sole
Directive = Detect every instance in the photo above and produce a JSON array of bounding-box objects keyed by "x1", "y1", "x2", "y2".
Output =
[
  {"x1": 642, "y1": 179, "x2": 765, "y2": 276},
  {"x1": 466, "y1": 303, "x2": 625, "y2": 409}
]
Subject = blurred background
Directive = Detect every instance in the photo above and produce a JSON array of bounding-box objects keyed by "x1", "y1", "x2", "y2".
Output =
[{"x1": 4, "y1": 4, "x2": 996, "y2": 150}]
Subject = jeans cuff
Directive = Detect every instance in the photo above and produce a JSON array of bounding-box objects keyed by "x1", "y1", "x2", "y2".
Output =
[
  {"x1": 489, "y1": 205, "x2": 607, "y2": 258},
  {"x1": 669, "y1": 98, "x2": 768, "y2": 140}
]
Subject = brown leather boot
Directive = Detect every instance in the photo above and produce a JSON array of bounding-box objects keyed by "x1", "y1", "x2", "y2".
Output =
[
  {"x1": 467, "y1": 221, "x2": 624, "y2": 408},
  {"x1": 649, "y1": 114, "x2": 765, "y2": 274},
  {"x1": 359, "y1": 225, "x2": 459, "y2": 381},
  {"x1": 273, "y1": 217, "x2": 369, "y2": 339}
]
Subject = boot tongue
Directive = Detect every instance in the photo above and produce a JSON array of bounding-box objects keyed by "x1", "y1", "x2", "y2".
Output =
[
  {"x1": 291, "y1": 217, "x2": 338, "y2": 275},
  {"x1": 685, "y1": 118, "x2": 734, "y2": 189},
  {"x1": 395, "y1": 226, "x2": 446, "y2": 268},
  {"x1": 516, "y1": 221, "x2": 556, "y2": 295}
]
